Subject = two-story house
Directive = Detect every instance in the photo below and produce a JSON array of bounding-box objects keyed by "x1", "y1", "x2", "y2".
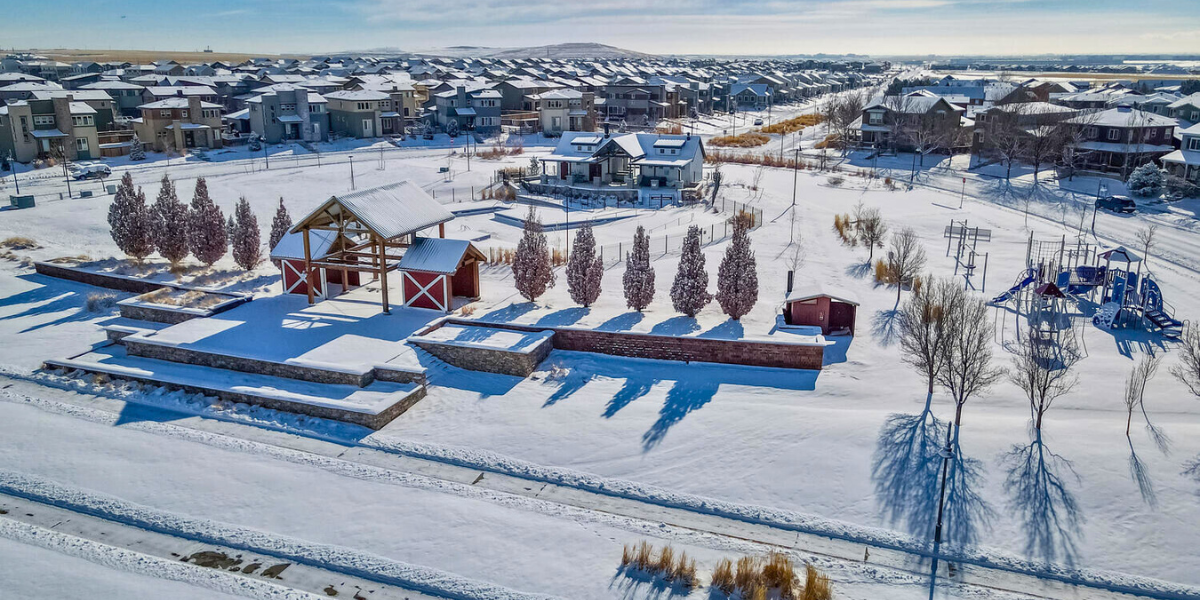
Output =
[
  {"x1": 1065, "y1": 106, "x2": 1176, "y2": 177},
  {"x1": 431, "y1": 86, "x2": 502, "y2": 134},
  {"x1": 1168, "y1": 93, "x2": 1200, "y2": 125},
  {"x1": 971, "y1": 101, "x2": 1077, "y2": 157},
  {"x1": 80, "y1": 80, "x2": 146, "y2": 117},
  {"x1": 0, "y1": 95, "x2": 100, "y2": 162},
  {"x1": 246, "y1": 84, "x2": 329, "y2": 143},
  {"x1": 1161, "y1": 123, "x2": 1200, "y2": 185},
  {"x1": 324, "y1": 89, "x2": 390, "y2": 138},
  {"x1": 850, "y1": 95, "x2": 964, "y2": 151},
  {"x1": 730, "y1": 83, "x2": 772, "y2": 110},
  {"x1": 133, "y1": 96, "x2": 224, "y2": 152},
  {"x1": 533, "y1": 89, "x2": 596, "y2": 135}
]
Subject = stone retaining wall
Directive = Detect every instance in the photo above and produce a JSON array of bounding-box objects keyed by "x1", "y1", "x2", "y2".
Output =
[
  {"x1": 124, "y1": 339, "x2": 373, "y2": 387},
  {"x1": 409, "y1": 336, "x2": 553, "y2": 377},
  {"x1": 431, "y1": 319, "x2": 824, "y2": 371},
  {"x1": 34, "y1": 262, "x2": 169, "y2": 294}
]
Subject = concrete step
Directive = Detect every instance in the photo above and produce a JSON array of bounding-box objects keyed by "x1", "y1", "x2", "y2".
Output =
[{"x1": 44, "y1": 345, "x2": 425, "y2": 430}]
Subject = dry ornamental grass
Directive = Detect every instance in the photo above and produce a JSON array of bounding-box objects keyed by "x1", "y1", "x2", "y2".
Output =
[{"x1": 710, "y1": 132, "x2": 771, "y2": 148}]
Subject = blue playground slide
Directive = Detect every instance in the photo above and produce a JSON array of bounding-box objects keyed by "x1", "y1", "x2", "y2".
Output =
[{"x1": 991, "y1": 269, "x2": 1036, "y2": 304}]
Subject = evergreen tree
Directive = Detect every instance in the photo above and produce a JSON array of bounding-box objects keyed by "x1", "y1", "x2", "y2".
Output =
[
  {"x1": 231, "y1": 196, "x2": 261, "y2": 270},
  {"x1": 567, "y1": 221, "x2": 603, "y2": 307},
  {"x1": 226, "y1": 214, "x2": 236, "y2": 242},
  {"x1": 623, "y1": 225, "x2": 655, "y2": 312},
  {"x1": 187, "y1": 177, "x2": 227, "y2": 266},
  {"x1": 511, "y1": 205, "x2": 555, "y2": 302},
  {"x1": 152, "y1": 173, "x2": 189, "y2": 267},
  {"x1": 670, "y1": 225, "x2": 712, "y2": 317},
  {"x1": 107, "y1": 172, "x2": 154, "y2": 261},
  {"x1": 1127, "y1": 163, "x2": 1165, "y2": 198},
  {"x1": 269, "y1": 197, "x2": 292, "y2": 266},
  {"x1": 715, "y1": 216, "x2": 758, "y2": 320},
  {"x1": 129, "y1": 134, "x2": 146, "y2": 161}
]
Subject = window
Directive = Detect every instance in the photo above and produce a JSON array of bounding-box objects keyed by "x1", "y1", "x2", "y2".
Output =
[
  {"x1": 72, "y1": 115, "x2": 93, "y2": 127},
  {"x1": 1189, "y1": 138, "x2": 1200, "y2": 151},
  {"x1": 357, "y1": 102, "x2": 370, "y2": 110},
  {"x1": 280, "y1": 103, "x2": 296, "y2": 112},
  {"x1": 76, "y1": 137, "x2": 89, "y2": 152},
  {"x1": 181, "y1": 110, "x2": 188, "y2": 118},
  {"x1": 160, "y1": 110, "x2": 172, "y2": 118},
  {"x1": 1106, "y1": 128, "x2": 1120, "y2": 141},
  {"x1": 1148, "y1": 128, "x2": 1158, "y2": 139},
  {"x1": 33, "y1": 115, "x2": 55, "y2": 126},
  {"x1": 1193, "y1": 111, "x2": 1199, "y2": 122},
  {"x1": 868, "y1": 111, "x2": 883, "y2": 125}
]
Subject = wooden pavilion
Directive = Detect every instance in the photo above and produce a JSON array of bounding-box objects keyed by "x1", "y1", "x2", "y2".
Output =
[{"x1": 286, "y1": 181, "x2": 454, "y2": 313}]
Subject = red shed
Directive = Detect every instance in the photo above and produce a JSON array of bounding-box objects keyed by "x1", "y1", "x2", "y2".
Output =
[
  {"x1": 397, "y1": 237, "x2": 485, "y2": 312},
  {"x1": 784, "y1": 285, "x2": 859, "y2": 336}
]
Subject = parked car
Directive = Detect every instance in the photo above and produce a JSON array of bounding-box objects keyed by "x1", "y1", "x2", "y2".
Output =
[
  {"x1": 68, "y1": 162, "x2": 112, "y2": 180},
  {"x1": 753, "y1": 118, "x2": 764, "y2": 126},
  {"x1": 1095, "y1": 195, "x2": 1136, "y2": 214}
]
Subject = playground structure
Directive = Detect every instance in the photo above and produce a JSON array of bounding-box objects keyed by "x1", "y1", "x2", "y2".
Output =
[
  {"x1": 944, "y1": 219, "x2": 990, "y2": 292},
  {"x1": 990, "y1": 234, "x2": 1184, "y2": 340}
]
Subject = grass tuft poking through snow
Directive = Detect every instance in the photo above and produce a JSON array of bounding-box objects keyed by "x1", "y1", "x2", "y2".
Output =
[
  {"x1": 802, "y1": 563, "x2": 833, "y2": 600},
  {"x1": 85, "y1": 292, "x2": 118, "y2": 312},
  {"x1": 618, "y1": 541, "x2": 698, "y2": 590},
  {"x1": 761, "y1": 551, "x2": 798, "y2": 598},
  {"x1": 710, "y1": 558, "x2": 735, "y2": 594},
  {"x1": 1, "y1": 236, "x2": 40, "y2": 250},
  {"x1": 735, "y1": 555, "x2": 761, "y2": 594}
]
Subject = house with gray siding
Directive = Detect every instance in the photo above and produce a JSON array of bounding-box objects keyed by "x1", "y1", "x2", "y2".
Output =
[{"x1": 247, "y1": 84, "x2": 329, "y2": 143}]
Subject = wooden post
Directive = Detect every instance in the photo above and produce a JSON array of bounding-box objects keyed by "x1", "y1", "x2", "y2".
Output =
[
  {"x1": 376, "y1": 235, "x2": 390, "y2": 314},
  {"x1": 302, "y1": 227, "x2": 314, "y2": 305},
  {"x1": 439, "y1": 222, "x2": 445, "y2": 238}
]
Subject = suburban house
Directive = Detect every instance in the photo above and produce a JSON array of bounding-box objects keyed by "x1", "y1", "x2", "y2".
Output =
[
  {"x1": 1161, "y1": 123, "x2": 1200, "y2": 185},
  {"x1": 80, "y1": 80, "x2": 145, "y2": 117},
  {"x1": 142, "y1": 85, "x2": 218, "y2": 105},
  {"x1": 971, "y1": 101, "x2": 1077, "y2": 156},
  {"x1": 533, "y1": 89, "x2": 596, "y2": 136},
  {"x1": 537, "y1": 130, "x2": 705, "y2": 201},
  {"x1": 1065, "y1": 106, "x2": 1176, "y2": 176},
  {"x1": 430, "y1": 86, "x2": 502, "y2": 134},
  {"x1": 133, "y1": 96, "x2": 224, "y2": 152},
  {"x1": 849, "y1": 94, "x2": 964, "y2": 151},
  {"x1": 730, "y1": 83, "x2": 772, "y2": 110},
  {"x1": 601, "y1": 79, "x2": 667, "y2": 126},
  {"x1": 356, "y1": 79, "x2": 420, "y2": 124},
  {"x1": 247, "y1": 84, "x2": 329, "y2": 143},
  {"x1": 1168, "y1": 93, "x2": 1200, "y2": 125},
  {"x1": 0, "y1": 95, "x2": 101, "y2": 162},
  {"x1": 325, "y1": 89, "x2": 391, "y2": 138}
]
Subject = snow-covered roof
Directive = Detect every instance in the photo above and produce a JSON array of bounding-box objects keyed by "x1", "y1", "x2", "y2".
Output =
[
  {"x1": 139, "y1": 97, "x2": 222, "y2": 110},
  {"x1": 290, "y1": 181, "x2": 454, "y2": 241},
  {"x1": 785, "y1": 284, "x2": 859, "y2": 306},
  {"x1": 397, "y1": 237, "x2": 479, "y2": 274},
  {"x1": 270, "y1": 228, "x2": 338, "y2": 261},
  {"x1": 1069, "y1": 107, "x2": 1177, "y2": 128},
  {"x1": 325, "y1": 89, "x2": 390, "y2": 101}
]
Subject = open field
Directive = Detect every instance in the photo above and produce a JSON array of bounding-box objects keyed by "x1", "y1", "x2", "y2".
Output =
[{"x1": 18, "y1": 48, "x2": 293, "y2": 64}]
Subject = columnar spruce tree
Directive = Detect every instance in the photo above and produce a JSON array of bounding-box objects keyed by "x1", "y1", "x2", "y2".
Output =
[
  {"x1": 511, "y1": 205, "x2": 555, "y2": 302},
  {"x1": 567, "y1": 221, "x2": 603, "y2": 307},
  {"x1": 670, "y1": 225, "x2": 712, "y2": 317},
  {"x1": 152, "y1": 173, "x2": 189, "y2": 267},
  {"x1": 107, "y1": 172, "x2": 155, "y2": 261},
  {"x1": 187, "y1": 177, "x2": 227, "y2": 266},
  {"x1": 623, "y1": 225, "x2": 655, "y2": 311},
  {"x1": 715, "y1": 216, "x2": 758, "y2": 320},
  {"x1": 268, "y1": 197, "x2": 292, "y2": 266},
  {"x1": 231, "y1": 196, "x2": 262, "y2": 270},
  {"x1": 129, "y1": 134, "x2": 146, "y2": 161}
]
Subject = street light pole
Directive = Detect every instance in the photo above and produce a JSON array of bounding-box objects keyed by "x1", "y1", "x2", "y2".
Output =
[
  {"x1": 928, "y1": 429, "x2": 955, "y2": 600},
  {"x1": 349, "y1": 155, "x2": 355, "y2": 190}
]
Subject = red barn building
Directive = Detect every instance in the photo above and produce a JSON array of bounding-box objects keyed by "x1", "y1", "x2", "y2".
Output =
[{"x1": 397, "y1": 237, "x2": 484, "y2": 312}]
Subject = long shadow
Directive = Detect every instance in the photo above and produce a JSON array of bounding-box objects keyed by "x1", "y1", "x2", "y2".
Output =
[
  {"x1": 417, "y1": 353, "x2": 522, "y2": 398},
  {"x1": 480, "y1": 302, "x2": 538, "y2": 323},
  {"x1": 543, "y1": 366, "x2": 594, "y2": 407},
  {"x1": 822, "y1": 335, "x2": 852, "y2": 366},
  {"x1": 641, "y1": 378, "x2": 719, "y2": 451},
  {"x1": 1000, "y1": 432, "x2": 1085, "y2": 566},
  {"x1": 698, "y1": 319, "x2": 744, "y2": 340},
  {"x1": 537, "y1": 306, "x2": 589, "y2": 326},
  {"x1": 603, "y1": 377, "x2": 659, "y2": 418},
  {"x1": 871, "y1": 309, "x2": 901, "y2": 347},
  {"x1": 597, "y1": 311, "x2": 644, "y2": 332},
  {"x1": 1127, "y1": 438, "x2": 1157, "y2": 509},
  {"x1": 649, "y1": 315, "x2": 700, "y2": 336},
  {"x1": 872, "y1": 404, "x2": 994, "y2": 552},
  {"x1": 845, "y1": 261, "x2": 872, "y2": 279}
]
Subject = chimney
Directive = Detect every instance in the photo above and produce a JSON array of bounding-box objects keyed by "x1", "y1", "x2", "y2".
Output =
[{"x1": 187, "y1": 95, "x2": 202, "y2": 121}]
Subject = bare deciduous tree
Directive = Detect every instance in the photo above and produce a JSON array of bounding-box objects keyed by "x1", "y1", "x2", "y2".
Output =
[
  {"x1": 1010, "y1": 334, "x2": 1081, "y2": 431},
  {"x1": 886, "y1": 227, "x2": 927, "y2": 305},
  {"x1": 898, "y1": 276, "x2": 954, "y2": 402},
  {"x1": 1170, "y1": 323, "x2": 1200, "y2": 398},
  {"x1": 936, "y1": 287, "x2": 1004, "y2": 432},
  {"x1": 1124, "y1": 353, "x2": 1161, "y2": 437},
  {"x1": 854, "y1": 205, "x2": 888, "y2": 261}
]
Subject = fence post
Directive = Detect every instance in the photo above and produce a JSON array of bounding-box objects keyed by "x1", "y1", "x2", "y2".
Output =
[
  {"x1": 452, "y1": 189, "x2": 455, "y2": 202},
  {"x1": 619, "y1": 242, "x2": 622, "y2": 260},
  {"x1": 472, "y1": 186, "x2": 475, "y2": 199}
]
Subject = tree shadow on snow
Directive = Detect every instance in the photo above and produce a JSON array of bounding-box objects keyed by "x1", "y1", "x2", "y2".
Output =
[
  {"x1": 597, "y1": 311, "x2": 644, "y2": 332},
  {"x1": 1000, "y1": 432, "x2": 1085, "y2": 567},
  {"x1": 479, "y1": 302, "x2": 538, "y2": 323},
  {"x1": 872, "y1": 403, "x2": 993, "y2": 553},
  {"x1": 845, "y1": 261, "x2": 873, "y2": 279},
  {"x1": 649, "y1": 315, "x2": 700, "y2": 337},
  {"x1": 698, "y1": 319, "x2": 744, "y2": 340},
  {"x1": 641, "y1": 378, "x2": 720, "y2": 451},
  {"x1": 537, "y1": 306, "x2": 589, "y2": 327},
  {"x1": 871, "y1": 309, "x2": 902, "y2": 347}
]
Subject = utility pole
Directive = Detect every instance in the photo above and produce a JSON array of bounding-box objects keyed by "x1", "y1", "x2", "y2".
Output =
[
  {"x1": 263, "y1": 142, "x2": 270, "y2": 170},
  {"x1": 9, "y1": 153, "x2": 19, "y2": 195},
  {"x1": 62, "y1": 155, "x2": 72, "y2": 199},
  {"x1": 928, "y1": 428, "x2": 955, "y2": 600},
  {"x1": 959, "y1": 177, "x2": 966, "y2": 209},
  {"x1": 349, "y1": 155, "x2": 355, "y2": 190}
]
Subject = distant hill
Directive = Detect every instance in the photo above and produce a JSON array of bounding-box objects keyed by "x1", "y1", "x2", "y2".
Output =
[{"x1": 486, "y1": 43, "x2": 655, "y2": 60}]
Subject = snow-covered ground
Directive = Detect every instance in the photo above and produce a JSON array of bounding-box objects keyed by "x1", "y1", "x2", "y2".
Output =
[{"x1": 2, "y1": 142, "x2": 1199, "y2": 598}]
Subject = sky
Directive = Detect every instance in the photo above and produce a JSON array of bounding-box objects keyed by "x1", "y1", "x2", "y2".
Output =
[{"x1": 4, "y1": 0, "x2": 1200, "y2": 57}]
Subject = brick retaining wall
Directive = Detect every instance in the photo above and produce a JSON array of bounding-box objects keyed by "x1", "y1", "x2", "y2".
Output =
[{"x1": 432, "y1": 319, "x2": 824, "y2": 371}]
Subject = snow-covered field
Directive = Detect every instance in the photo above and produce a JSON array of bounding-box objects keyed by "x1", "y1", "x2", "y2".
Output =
[{"x1": 2, "y1": 141, "x2": 1199, "y2": 599}]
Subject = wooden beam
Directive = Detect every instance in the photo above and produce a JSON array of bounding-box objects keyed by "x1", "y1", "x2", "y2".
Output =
[
  {"x1": 376, "y1": 234, "x2": 390, "y2": 314},
  {"x1": 302, "y1": 226, "x2": 314, "y2": 305}
]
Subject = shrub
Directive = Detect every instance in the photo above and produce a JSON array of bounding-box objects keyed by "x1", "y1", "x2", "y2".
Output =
[
  {"x1": 655, "y1": 545, "x2": 675, "y2": 576},
  {"x1": 735, "y1": 556, "x2": 760, "y2": 594},
  {"x1": 1, "y1": 236, "x2": 39, "y2": 250},
  {"x1": 656, "y1": 123, "x2": 683, "y2": 135},
  {"x1": 710, "y1": 558, "x2": 735, "y2": 594},
  {"x1": 802, "y1": 564, "x2": 832, "y2": 600},
  {"x1": 672, "y1": 552, "x2": 698, "y2": 589},
  {"x1": 1127, "y1": 162, "x2": 1165, "y2": 198},
  {"x1": 874, "y1": 258, "x2": 890, "y2": 284},
  {"x1": 760, "y1": 113, "x2": 822, "y2": 135},
  {"x1": 826, "y1": 175, "x2": 845, "y2": 187},
  {"x1": 634, "y1": 541, "x2": 653, "y2": 571},
  {"x1": 710, "y1": 132, "x2": 771, "y2": 148},
  {"x1": 1165, "y1": 175, "x2": 1200, "y2": 199},
  {"x1": 762, "y1": 552, "x2": 797, "y2": 598},
  {"x1": 86, "y1": 292, "x2": 118, "y2": 312}
]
